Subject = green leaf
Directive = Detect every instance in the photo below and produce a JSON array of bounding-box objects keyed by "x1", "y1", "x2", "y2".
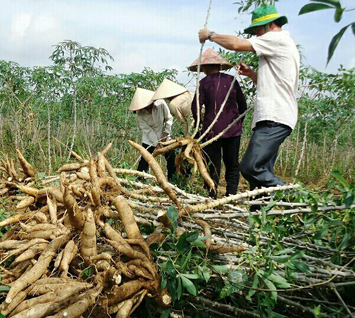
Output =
[
  {"x1": 291, "y1": 261, "x2": 311, "y2": 274},
  {"x1": 182, "y1": 273, "x2": 200, "y2": 279},
  {"x1": 290, "y1": 250, "x2": 304, "y2": 260},
  {"x1": 331, "y1": 171, "x2": 350, "y2": 188},
  {"x1": 167, "y1": 205, "x2": 178, "y2": 230},
  {"x1": 186, "y1": 230, "x2": 199, "y2": 242},
  {"x1": 177, "y1": 277, "x2": 182, "y2": 300},
  {"x1": 191, "y1": 239, "x2": 206, "y2": 248},
  {"x1": 338, "y1": 233, "x2": 350, "y2": 250},
  {"x1": 228, "y1": 270, "x2": 246, "y2": 284},
  {"x1": 298, "y1": 3, "x2": 333, "y2": 15},
  {"x1": 220, "y1": 283, "x2": 239, "y2": 298},
  {"x1": 0, "y1": 314, "x2": 5, "y2": 318},
  {"x1": 181, "y1": 250, "x2": 192, "y2": 271},
  {"x1": 246, "y1": 274, "x2": 259, "y2": 300},
  {"x1": 268, "y1": 273, "x2": 291, "y2": 288},
  {"x1": 181, "y1": 275, "x2": 197, "y2": 296},
  {"x1": 161, "y1": 275, "x2": 167, "y2": 289},
  {"x1": 344, "y1": 193, "x2": 354, "y2": 208},
  {"x1": 177, "y1": 231, "x2": 188, "y2": 253},
  {"x1": 264, "y1": 279, "x2": 278, "y2": 302},
  {"x1": 202, "y1": 265, "x2": 211, "y2": 283},
  {"x1": 314, "y1": 225, "x2": 328, "y2": 240},
  {"x1": 327, "y1": 220, "x2": 344, "y2": 226},
  {"x1": 275, "y1": 248, "x2": 295, "y2": 256},
  {"x1": 311, "y1": 0, "x2": 341, "y2": 7},
  {"x1": 160, "y1": 308, "x2": 171, "y2": 318},
  {"x1": 212, "y1": 265, "x2": 230, "y2": 274},
  {"x1": 327, "y1": 24, "x2": 351, "y2": 65},
  {"x1": 334, "y1": 7, "x2": 344, "y2": 22},
  {"x1": 270, "y1": 255, "x2": 292, "y2": 263},
  {"x1": 0, "y1": 285, "x2": 10, "y2": 293}
]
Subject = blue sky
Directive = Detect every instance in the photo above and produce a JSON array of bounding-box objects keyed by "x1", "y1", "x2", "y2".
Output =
[{"x1": 1, "y1": 0, "x2": 354, "y2": 88}]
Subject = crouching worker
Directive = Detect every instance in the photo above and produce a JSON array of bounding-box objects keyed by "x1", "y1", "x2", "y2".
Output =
[
  {"x1": 129, "y1": 87, "x2": 176, "y2": 181},
  {"x1": 189, "y1": 48, "x2": 247, "y2": 199},
  {"x1": 152, "y1": 78, "x2": 194, "y2": 136}
]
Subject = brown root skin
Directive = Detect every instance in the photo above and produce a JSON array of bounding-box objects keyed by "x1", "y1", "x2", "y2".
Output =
[
  {"x1": 192, "y1": 146, "x2": 215, "y2": 192},
  {"x1": 59, "y1": 240, "x2": 78, "y2": 277},
  {"x1": 5, "y1": 233, "x2": 72, "y2": 304},
  {"x1": 146, "y1": 228, "x2": 166, "y2": 246},
  {"x1": 0, "y1": 290, "x2": 27, "y2": 316},
  {"x1": 16, "y1": 149, "x2": 37, "y2": 178},
  {"x1": 104, "y1": 267, "x2": 122, "y2": 286},
  {"x1": 208, "y1": 244, "x2": 248, "y2": 254},
  {"x1": 12, "y1": 243, "x2": 48, "y2": 264},
  {"x1": 9, "y1": 291, "x2": 56, "y2": 316},
  {"x1": 80, "y1": 208, "x2": 97, "y2": 263},
  {"x1": 111, "y1": 195, "x2": 150, "y2": 257},
  {"x1": 16, "y1": 196, "x2": 35, "y2": 209},
  {"x1": 115, "y1": 261, "x2": 135, "y2": 279},
  {"x1": 99, "y1": 279, "x2": 157, "y2": 307},
  {"x1": 128, "y1": 140, "x2": 181, "y2": 209},
  {"x1": 152, "y1": 137, "x2": 190, "y2": 157},
  {"x1": 106, "y1": 239, "x2": 149, "y2": 263},
  {"x1": 195, "y1": 219, "x2": 212, "y2": 253},
  {"x1": 63, "y1": 186, "x2": 85, "y2": 229},
  {"x1": 126, "y1": 259, "x2": 157, "y2": 279},
  {"x1": 47, "y1": 196, "x2": 58, "y2": 224},
  {"x1": 155, "y1": 286, "x2": 172, "y2": 309},
  {"x1": 45, "y1": 286, "x2": 103, "y2": 318},
  {"x1": 89, "y1": 157, "x2": 101, "y2": 206},
  {"x1": 57, "y1": 163, "x2": 81, "y2": 173},
  {"x1": 101, "y1": 142, "x2": 113, "y2": 157}
]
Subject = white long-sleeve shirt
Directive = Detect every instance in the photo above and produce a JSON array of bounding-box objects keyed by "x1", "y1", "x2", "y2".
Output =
[{"x1": 137, "y1": 99, "x2": 173, "y2": 146}]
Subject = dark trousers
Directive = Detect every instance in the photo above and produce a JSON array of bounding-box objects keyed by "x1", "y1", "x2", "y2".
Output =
[
  {"x1": 203, "y1": 136, "x2": 241, "y2": 198},
  {"x1": 137, "y1": 143, "x2": 176, "y2": 181},
  {"x1": 240, "y1": 121, "x2": 292, "y2": 190}
]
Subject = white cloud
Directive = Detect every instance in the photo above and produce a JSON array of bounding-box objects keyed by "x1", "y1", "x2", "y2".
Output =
[{"x1": 10, "y1": 12, "x2": 32, "y2": 39}]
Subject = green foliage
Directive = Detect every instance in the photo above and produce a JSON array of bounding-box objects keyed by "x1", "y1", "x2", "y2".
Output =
[
  {"x1": 298, "y1": 0, "x2": 355, "y2": 65},
  {"x1": 146, "y1": 177, "x2": 354, "y2": 317},
  {"x1": 234, "y1": 0, "x2": 279, "y2": 13}
]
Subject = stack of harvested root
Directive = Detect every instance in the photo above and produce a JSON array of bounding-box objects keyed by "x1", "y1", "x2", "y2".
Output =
[{"x1": 0, "y1": 146, "x2": 170, "y2": 318}]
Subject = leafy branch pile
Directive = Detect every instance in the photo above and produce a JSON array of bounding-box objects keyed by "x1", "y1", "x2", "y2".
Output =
[{"x1": 0, "y1": 144, "x2": 354, "y2": 317}]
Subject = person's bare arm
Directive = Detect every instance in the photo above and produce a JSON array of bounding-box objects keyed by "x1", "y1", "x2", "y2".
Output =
[{"x1": 199, "y1": 29, "x2": 255, "y2": 52}]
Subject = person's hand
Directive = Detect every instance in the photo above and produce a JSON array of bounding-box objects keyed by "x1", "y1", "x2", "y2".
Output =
[
  {"x1": 199, "y1": 29, "x2": 210, "y2": 43},
  {"x1": 237, "y1": 62, "x2": 252, "y2": 77},
  {"x1": 156, "y1": 143, "x2": 162, "y2": 150}
]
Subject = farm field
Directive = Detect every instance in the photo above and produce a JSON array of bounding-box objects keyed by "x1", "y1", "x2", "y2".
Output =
[{"x1": 0, "y1": 0, "x2": 355, "y2": 317}]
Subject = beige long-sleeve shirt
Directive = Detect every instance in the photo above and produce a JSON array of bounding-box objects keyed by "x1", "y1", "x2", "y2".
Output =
[{"x1": 137, "y1": 99, "x2": 173, "y2": 147}]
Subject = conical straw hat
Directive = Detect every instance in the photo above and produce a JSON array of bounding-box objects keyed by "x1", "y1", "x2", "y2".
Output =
[
  {"x1": 187, "y1": 48, "x2": 232, "y2": 72},
  {"x1": 152, "y1": 79, "x2": 188, "y2": 101},
  {"x1": 129, "y1": 88, "x2": 155, "y2": 111}
]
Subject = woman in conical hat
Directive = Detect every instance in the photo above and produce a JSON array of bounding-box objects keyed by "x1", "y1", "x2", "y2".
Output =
[
  {"x1": 152, "y1": 79, "x2": 194, "y2": 135},
  {"x1": 189, "y1": 48, "x2": 247, "y2": 199},
  {"x1": 129, "y1": 87, "x2": 176, "y2": 181},
  {"x1": 198, "y1": 5, "x2": 299, "y2": 209}
]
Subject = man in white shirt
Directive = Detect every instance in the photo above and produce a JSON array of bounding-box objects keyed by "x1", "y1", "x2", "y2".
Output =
[
  {"x1": 129, "y1": 88, "x2": 176, "y2": 180},
  {"x1": 198, "y1": 5, "x2": 300, "y2": 201}
]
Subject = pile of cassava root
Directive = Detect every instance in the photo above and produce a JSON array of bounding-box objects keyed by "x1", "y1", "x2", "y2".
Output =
[{"x1": 0, "y1": 141, "x2": 274, "y2": 318}]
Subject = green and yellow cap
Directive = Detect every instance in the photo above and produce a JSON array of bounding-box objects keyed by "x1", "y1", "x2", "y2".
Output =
[{"x1": 244, "y1": 5, "x2": 288, "y2": 35}]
